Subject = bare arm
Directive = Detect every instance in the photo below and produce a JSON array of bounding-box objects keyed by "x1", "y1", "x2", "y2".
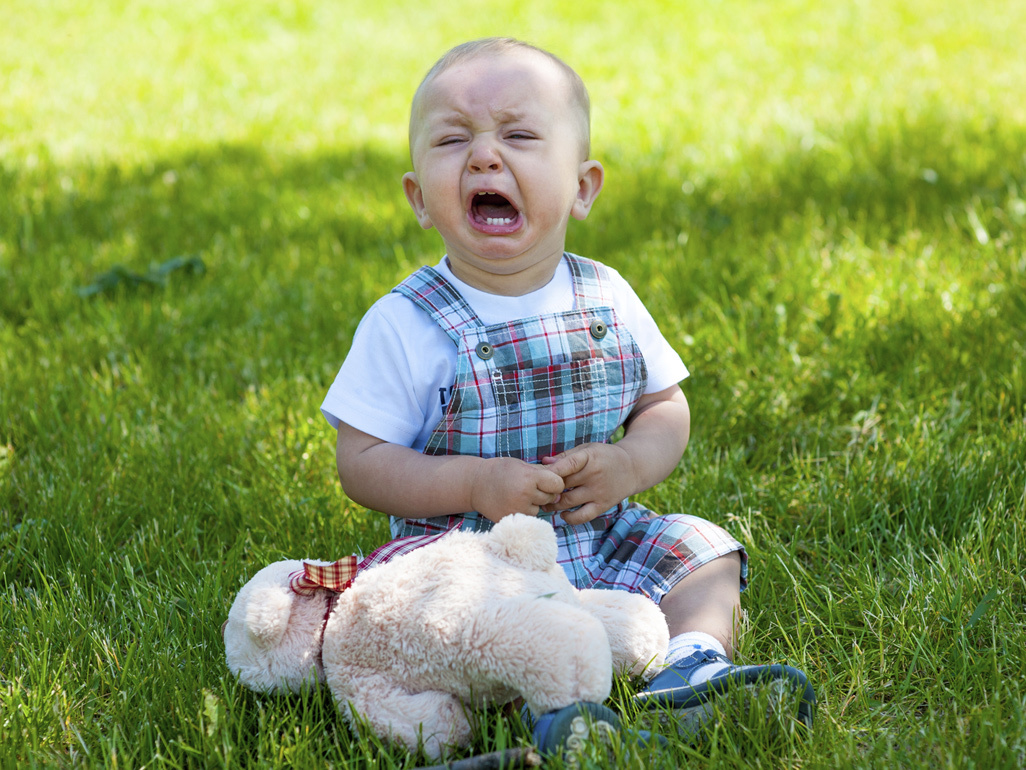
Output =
[
  {"x1": 335, "y1": 422, "x2": 566, "y2": 522},
  {"x1": 541, "y1": 384, "x2": 691, "y2": 524}
]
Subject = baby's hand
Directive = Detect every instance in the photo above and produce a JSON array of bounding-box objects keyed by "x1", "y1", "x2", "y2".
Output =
[
  {"x1": 540, "y1": 444, "x2": 636, "y2": 525},
  {"x1": 470, "y1": 457, "x2": 566, "y2": 522}
]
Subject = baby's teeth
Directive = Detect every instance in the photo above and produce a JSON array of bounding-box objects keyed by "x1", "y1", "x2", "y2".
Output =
[{"x1": 486, "y1": 217, "x2": 512, "y2": 226}]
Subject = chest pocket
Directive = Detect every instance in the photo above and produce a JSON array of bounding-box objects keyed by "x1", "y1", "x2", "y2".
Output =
[
  {"x1": 491, "y1": 357, "x2": 610, "y2": 458},
  {"x1": 424, "y1": 307, "x2": 647, "y2": 464}
]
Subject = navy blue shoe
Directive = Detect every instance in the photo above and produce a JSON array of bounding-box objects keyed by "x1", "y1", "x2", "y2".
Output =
[
  {"x1": 525, "y1": 702, "x2": 667, "y2": 758},
  {"x1": 635, "y1": 650, "x2": 816, "y2": 738},
  {"x1": 529, "y1": 702, "x2": 619, "y2": 756}
]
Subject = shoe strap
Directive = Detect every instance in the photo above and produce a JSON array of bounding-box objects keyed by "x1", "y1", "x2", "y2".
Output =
[{"x1": 688, "y1": 649, "x2": 732, "y2": 666}]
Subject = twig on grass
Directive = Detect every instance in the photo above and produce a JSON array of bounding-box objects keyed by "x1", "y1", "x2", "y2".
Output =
[{"x1": 411, "y1": 746, "x2": 542, "y2": 770}]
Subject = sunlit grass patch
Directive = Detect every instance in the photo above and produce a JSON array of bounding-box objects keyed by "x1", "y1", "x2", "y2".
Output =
[{"x1": 2, "y1": 0, "x2": 1025, "y2": 767}]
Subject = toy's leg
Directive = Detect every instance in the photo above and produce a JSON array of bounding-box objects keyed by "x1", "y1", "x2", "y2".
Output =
[
  {"x1": 477, "y1": 597, "x2": 614, "y2": 715},
  {"x1": 337, "y1": 672, "x2": 471, "y2": 760},
  {"x1": 576, "y1": 589, "x2": 669, "y2": 679}
]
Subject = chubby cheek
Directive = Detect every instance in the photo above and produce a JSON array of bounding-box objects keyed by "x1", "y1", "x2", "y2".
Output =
[
  {"x1": 420, "y1": 179, "x2": 463, "y2": 221},
  {"x1": 426, "y1": 194, "x2": 470, "y2": 234}
]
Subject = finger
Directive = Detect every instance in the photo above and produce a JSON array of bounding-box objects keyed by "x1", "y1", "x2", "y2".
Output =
[
  {"x1": 536, "y1": 469, "x2": 569, "y2": 496},
  {"x1": 550, "y1": 486, "x2": 582, "y2": 511},
  {"x1": 539, "y1": 492, "x2": 566, "y2": 513},
  {"x1": 545, "y1": 450, "x2": 587, "y2": 480},
  {"x1": 559, "y1": 502, "x2": 602, "y2": 526},
  {"x1": 533, "y1": 496, "x2": 566, "y2": 515}
]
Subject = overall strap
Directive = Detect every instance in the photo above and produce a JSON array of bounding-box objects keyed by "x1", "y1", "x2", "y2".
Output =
[
  {"x1": 392, "y1": 265, "x2": 483, "y2": 344},
  {"x1": 565, "y1": 253, "x2": 616, "y2": 309}
]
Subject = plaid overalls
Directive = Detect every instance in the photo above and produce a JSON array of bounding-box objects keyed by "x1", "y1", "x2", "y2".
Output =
[{"x1": 389, "y1": 254, "x2": 746, "y2": 601}]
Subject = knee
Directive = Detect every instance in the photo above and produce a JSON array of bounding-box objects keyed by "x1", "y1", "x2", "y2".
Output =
[{"x1": 694, "y1": 550, "x2": 742, "y2": 587}]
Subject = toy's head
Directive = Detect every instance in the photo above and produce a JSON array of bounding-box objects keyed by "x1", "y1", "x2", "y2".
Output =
[{"x1": 223, "y1": 560, "x2": 337, "y2": 693}]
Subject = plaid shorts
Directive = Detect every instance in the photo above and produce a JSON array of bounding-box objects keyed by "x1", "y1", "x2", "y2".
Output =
[{"x1": 554, "y1": 502, "x2": 748, "y2": 600}]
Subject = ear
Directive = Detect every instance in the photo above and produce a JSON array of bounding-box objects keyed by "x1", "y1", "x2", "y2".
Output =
[
  {"x1": 244, "y1": 584, "x2": 295, "y2": 649},
  {"x1": 486, "y1": 513, "x2": 559, "y2": 572},
  {"x1": 570, "y1": 160, "x2": 604, "y2": 221},
  {"x1": 402, "y1": 171, "x2": 434, "y2": 230}
]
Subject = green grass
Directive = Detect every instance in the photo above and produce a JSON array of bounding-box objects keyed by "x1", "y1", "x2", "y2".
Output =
[{"x1": 2, "y1": 0, "x2": 1025, "y2": 767}]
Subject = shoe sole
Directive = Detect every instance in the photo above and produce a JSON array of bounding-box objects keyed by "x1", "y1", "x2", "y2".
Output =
[
  {"x1": 635, "y1": 664, "x2": 815, "y2": 739},
  {"x1": 533, "y1": 702, "x2": 619, "y2": 767}
]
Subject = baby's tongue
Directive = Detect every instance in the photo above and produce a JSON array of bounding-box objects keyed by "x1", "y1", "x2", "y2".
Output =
[
  {"x1": 480, "y1": 201, "x2": 516, "y2": 217},
  {"x1": 474, "y1": 194, "x2": 517, "y2": 220}
]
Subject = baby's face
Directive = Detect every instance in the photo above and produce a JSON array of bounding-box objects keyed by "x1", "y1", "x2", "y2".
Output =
[{"x1": 403, "y1": 50, "x2": 602, "y2": 294}]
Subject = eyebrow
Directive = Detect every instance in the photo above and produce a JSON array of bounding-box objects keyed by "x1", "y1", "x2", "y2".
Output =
[
  {"x1": 430, "y1": 108, "x2": 533, "y2": 127},
  {"x1": 492, "y1": 108, "x2": 530, "y2": 124},
  {"x1": 432, "y1": 112, "x2": 470, "y2": 127}
]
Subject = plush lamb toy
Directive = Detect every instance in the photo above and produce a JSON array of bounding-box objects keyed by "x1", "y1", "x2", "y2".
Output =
[{"x1": 224, "y1": 513, "x2": 669, "y2": 758}]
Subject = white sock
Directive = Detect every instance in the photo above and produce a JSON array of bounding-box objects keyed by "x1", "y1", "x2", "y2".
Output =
[
  {"x1": 665, "y1": 632, "x2": 731, "y2": 685},
  {"x1": 666, "y1": 632, "x2": 726, "y2": 664}
]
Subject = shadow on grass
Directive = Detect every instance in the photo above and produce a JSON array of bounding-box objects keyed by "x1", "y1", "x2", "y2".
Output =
[
  {"x1": 0, "y1": 145, "x2": 422, "y2": 325},
  {"x1": 3, "y1": 107, "x2": 1024, "y2": 315}
]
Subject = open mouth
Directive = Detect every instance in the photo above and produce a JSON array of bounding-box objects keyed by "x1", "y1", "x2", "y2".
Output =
[{"x1": 470, "y1": 191, "x2": 521, "y2": 228}]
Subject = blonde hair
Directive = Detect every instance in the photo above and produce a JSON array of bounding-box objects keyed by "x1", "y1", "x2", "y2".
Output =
[{"x1": 410, "y1": 38, "x2": 592, "y2": 158}]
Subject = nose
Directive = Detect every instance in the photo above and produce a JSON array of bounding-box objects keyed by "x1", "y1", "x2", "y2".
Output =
[{"x1": 467, "y1": 137, "x2": 503, "y2": 173}]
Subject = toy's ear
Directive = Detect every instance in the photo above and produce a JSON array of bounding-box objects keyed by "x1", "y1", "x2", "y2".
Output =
[
  {"x1": 244, "y1": 584, "x2": 295, "y2": 649},
  {"x1": 486, "y1": 514, "x2": 558, "y2": 571}
]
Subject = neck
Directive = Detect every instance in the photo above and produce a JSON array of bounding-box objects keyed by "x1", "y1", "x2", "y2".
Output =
[{"x1": 445, "y1": 251, "x2": 564, "y2": 296}]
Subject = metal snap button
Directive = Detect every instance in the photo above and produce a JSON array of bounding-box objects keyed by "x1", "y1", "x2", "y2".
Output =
[
  {"x1": 589, "y1": 320, "x2": 608, "y2": 340},
  {"x1": 475, "y1": 341, "x2": 494, "y2": 360}
]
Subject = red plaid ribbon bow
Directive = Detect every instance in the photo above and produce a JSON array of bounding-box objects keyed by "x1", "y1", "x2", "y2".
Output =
[
  {"x1": 287, "y1": 528, "x2": 459, "y2": 596},
  {"x1": 289, "y1": 557, "x2": 359, "y2": 596}
]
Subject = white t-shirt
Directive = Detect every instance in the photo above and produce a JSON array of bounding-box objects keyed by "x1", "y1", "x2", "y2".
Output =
[{"x1": 321, "y1": 255, "x2": 689, "y2": 452}]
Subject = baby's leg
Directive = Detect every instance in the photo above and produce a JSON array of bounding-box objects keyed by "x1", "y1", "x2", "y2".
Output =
[
  {"x1": 338, "y1": 672, "x2": 471, "y2": 760},
  {"x1": 657, "y1": 551, "x2": 742, "y2": 654}
]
